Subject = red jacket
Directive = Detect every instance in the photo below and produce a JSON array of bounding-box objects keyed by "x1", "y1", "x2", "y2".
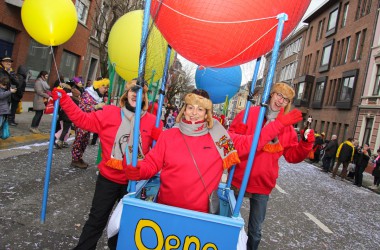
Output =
[
  {"x1": 59, "y1": 96, "x2": 160, "y2": 184},
  {"x1": 229, "y1": 107, "x2": 313, "y2": 195},
  {"x1": 138, "y1": 127, "x2": 224, "y2": 213}
]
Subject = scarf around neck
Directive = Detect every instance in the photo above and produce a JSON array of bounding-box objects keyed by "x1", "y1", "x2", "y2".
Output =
[
  {"x1": 106, "y1": 107, "x2": 146, "y2": 170},
  {"x1": 177, "y1": 119, "x2": 240, "y2": 169},
  {"x1": 85, "y1": 86, "x2": 103, "y2": 103}
]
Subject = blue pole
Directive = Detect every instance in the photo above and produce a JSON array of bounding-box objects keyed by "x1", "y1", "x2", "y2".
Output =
[
  {"x1": 233, "y1": 13, "x2": 288, "y2": 218},
  {"x1": 130, "y1": 0, "x2": 152, "y2": 193},
  {"x1": 226, "y1": 57, "x2": 261, "y2": 188},
  {"x1": 40, "y1": 98, "x2": 60, "y2": 223},
  {"x1": 153, "y1": 46, "x2": 172, "y2": 147}
]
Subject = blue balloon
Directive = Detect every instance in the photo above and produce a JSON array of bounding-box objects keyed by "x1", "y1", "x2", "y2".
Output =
[{"x1": 195, "y1": 66, "x2": 242, "y2": 104}]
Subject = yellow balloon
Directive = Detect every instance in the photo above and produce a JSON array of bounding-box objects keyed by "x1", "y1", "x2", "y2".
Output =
[
  {"x1": 21, "y1": 0, "x2": 77, "y2": 46},
  {"x1": 108, "y1": 10, "x2": 174, "y2": 82}
]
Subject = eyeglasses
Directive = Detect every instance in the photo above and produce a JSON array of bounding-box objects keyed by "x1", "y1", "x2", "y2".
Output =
[{"x1": 275, "y1": 92, "x2": 290, "y2": 104}]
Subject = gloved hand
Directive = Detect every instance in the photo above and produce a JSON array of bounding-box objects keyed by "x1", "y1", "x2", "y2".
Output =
[
  {"x1": 234, "y1": 123, "x2": 248, "y2": 134},
  {"x1": 94, "y1": 102, "x2": 106, "y2": 110},
  {"x1": 52, "y1": 87, "x2": 69, "y2": 102},
  {"x1": 151, "y1": 127, "x2": 162, "y2": 141},
  {"x1": 300, "y1": 129, "x2": 315, "y2": 143},
  {"x1": 276, "y1": 108, "x2": 303, "y2": 127},
  {"x1": 125, "y1": 164, "x2": 141, "y2": 180}
]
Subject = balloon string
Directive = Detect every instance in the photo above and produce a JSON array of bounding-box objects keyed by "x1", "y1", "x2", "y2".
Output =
[
  {"x1": 50, "y1": 46, "x2": 61, "y2": 85},
  {"x1": 204, "y1": 23, "x2": 279, "y2": 68},
  {"x1": 157, "y1": 0, "x2": 277, "y2": 24}
]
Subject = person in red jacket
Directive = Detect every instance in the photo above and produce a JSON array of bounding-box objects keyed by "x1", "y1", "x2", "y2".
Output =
[
  {"x1": 228, "y1": 82, "x2": 315, "y2": 250},
  {"x1": 125, "y1": 89, "x2": 240, "y2": 213},
  {"x1": 52, "y1": 79, "x2": 162, "y2": 250}
]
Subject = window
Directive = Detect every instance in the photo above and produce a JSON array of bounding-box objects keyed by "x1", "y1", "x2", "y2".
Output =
[
  {"x1": 358, "y1": 29, "x2": 367, "y2": 59},
  {"x1": 321, "y1": 45, "x2": 332, "y2": 66},
  {"x1": 283, "y1": 38, "x2": 302, "y2": 59},
  {"x1": 76, "y1": 0, "x2": 90, "y2": 24},
  {"x1": 312, "y1": 76, "x2": 327, "y2": 108},
  {"x1": 316, "y1": 19, "x2": 324, "y2": 41},
  {"x1": 341, "y1": 3, "x2": 349, "y2": 27},
  {"x1": 372, "y1": 65, "x2": 380, "y2": 95},
  {"x1": 308, "y1": 26, "x2": 313, "y2": 46},
  {"x1": 343, "y1": 36, "x2": 350, "y2": 64},
  {"x1": 313, "y1": 50, "x2": 319, "y2": 72},
  {"x1": 336, "y1": 70, "x2": 358, "y2": 109},
  {"x1": 356, "y1": 0, "x2": 372, "y2": 19},
  {"x1": 362, "y1": 117, "x2": 374, "y2": 145},
  {"x1": 294, "y1": 75, "x2": 315, "y2": 107},
  {"x1": 314, "y1": 79, "x2": 326, "y2": 102},
  {"x1": 320, "y1": 40, "x2": 334, "y2": 72},
  {"x1": 59, "y1": 51, "x2": 80, "y2": 80},
  {"x1": 352, "y1": 32, "x2": 361, "y2": 61},
  {"x1": 326, "y1": 8, "x2": 339, "y2": 36},
  {"x1": 25, "y1": 39, "x2": 53, "y2": 90},
  {"x1": 339, "y1": 76, "x2": 355, "y2": 101}
]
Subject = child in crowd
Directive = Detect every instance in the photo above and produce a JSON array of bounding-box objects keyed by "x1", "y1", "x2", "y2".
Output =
[{"x1": 0, "y1": 76, "x2": 17, "y2": 128}]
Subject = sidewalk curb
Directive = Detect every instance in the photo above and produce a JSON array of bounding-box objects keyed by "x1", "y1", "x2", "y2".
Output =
[{"x1": 0, "y1": 133, "x2": 50, "y2": 150}]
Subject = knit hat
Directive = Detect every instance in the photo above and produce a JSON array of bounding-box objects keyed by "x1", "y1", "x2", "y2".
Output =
[
  {"x1": 270, "y1": 82, "x2": 295, "y2": 113},
  {"x1": 93, "y1": 78, "x2": 110, "y2": 89},
  {"x1": 176, "y1": 89, "x2": 214, "y2": 128},
  {"x1": 119, "y1": 79, "x2": 149, "y2": 111}
]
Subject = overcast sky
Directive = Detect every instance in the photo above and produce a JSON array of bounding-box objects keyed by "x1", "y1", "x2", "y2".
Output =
[{"x1": 178, "y1": 0, "x2": 327, "y2": 85}]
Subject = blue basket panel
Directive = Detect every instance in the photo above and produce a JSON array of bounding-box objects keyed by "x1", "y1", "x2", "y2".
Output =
[{"x1": 117, "y1": 196, "x2": 244, "y2": 250}]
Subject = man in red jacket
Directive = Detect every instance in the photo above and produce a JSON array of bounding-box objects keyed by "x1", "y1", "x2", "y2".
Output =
[{"x1": 229, "y1": 82, "x2": 315, "y2": 250}]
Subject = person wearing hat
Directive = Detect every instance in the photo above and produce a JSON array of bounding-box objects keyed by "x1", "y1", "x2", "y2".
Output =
[
  {"x1": 228, "y1": 82, "x2": 315, "y2": 250},
  {"x1": 70, "y1": 78, "x2": 109, "y2": 168},
  {"x1": 51, "y1": 78, "x2": 162, "y2": 249},
  {"x1": 125, "y1": 89, "x2": 240, "y2": 212},
  {"x1": 312, "y1": 131, "x2": 326, "y2": 163},
  {"x1": 0, "y1": 57, "x2": 21, "y2": 126}
]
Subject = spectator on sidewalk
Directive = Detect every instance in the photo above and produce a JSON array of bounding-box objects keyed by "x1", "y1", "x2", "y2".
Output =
[
  {"x1": 228, "y1": 82, "x2": 315, "y2": 250},
  {"x1": 0, "y1": 57, "x2": 20, "y2": 126},
  {"x1": 0, "y1": 77, "x2": 17, "y2": 131},
  {"x1": 52, "y1": 78, "x2": 162, "y2": 249},
  {"x1": 312, "y1": 132, "x2": 325, "y2": 163},
  {"x1": 321, "y1": 135, "x2": 338, "y2": 172},
  {"x1": 164, "y1": 109, "x2": 175, "y2": 129},
  {"x1": 331, "y1": 138, "x2": 355, "y2": 180},
  {"x1": 370, "y1": 149, "x2": 380, "y2": 190},
  {"x1": 354, "y1": 143, "x2": 371, "y2": 187},
  {"x1": 30, "y1": 71, "x2": 51, "y2": 134},
  {"x1": 9, "y1": 65, "x2": 27, "y2": 124},
  {"x1": 348, "y1": 140, "x2": 360, "y2": 179}
]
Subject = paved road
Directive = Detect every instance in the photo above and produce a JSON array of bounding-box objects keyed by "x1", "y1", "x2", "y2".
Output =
[{"x1": 1, "y1": 141, "x2": 379, "y2": 249}]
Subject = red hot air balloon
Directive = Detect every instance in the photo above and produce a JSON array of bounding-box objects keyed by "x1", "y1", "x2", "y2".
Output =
[{"x1": 151, "y1": 0, "x2": 310, "y2": 68}]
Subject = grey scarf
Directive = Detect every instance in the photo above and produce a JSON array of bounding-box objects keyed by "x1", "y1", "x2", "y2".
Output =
[
  {"x1": 106, "y1": 107, "x2": 145, "y2": 170},
  {"x1": 177, "y1": 119, "x2": 240, "y2": 169}
]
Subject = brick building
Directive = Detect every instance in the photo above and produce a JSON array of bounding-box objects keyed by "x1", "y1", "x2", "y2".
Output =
[
  {"x1": 356, "y1": 5, "x2": 380, "y2": 150},
  {"x1": 262, "y1": 0, "x2": 378, "y2": 146},
  {"x1": 0, "y1": 0, "x2": 101, "y2": 108}
]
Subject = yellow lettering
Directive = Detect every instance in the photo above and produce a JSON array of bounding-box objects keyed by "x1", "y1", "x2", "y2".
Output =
[
  {"x1": 165, "y1": 235, "x2": 180, "y2": 249},
  {"x1": 202, "y1": 243, "x2": 218, "y2": 250},
  {"x1": 135, "y1": 219, "x2": 164, "y2": 250},
  {"x1": 183, "y1": 236, "x2": 201, "y2": 250}
]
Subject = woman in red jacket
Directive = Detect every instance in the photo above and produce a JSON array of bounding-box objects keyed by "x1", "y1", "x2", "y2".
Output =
[
  {"x1": 52, "y1": 79, "x2": 162, "y2": 250},
  {"x1": 229, "y1": 82, "x2": 315, "y2": 250},
  {"x1": 125, "y1": 89, "x2": 240, "y2": 213}
]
